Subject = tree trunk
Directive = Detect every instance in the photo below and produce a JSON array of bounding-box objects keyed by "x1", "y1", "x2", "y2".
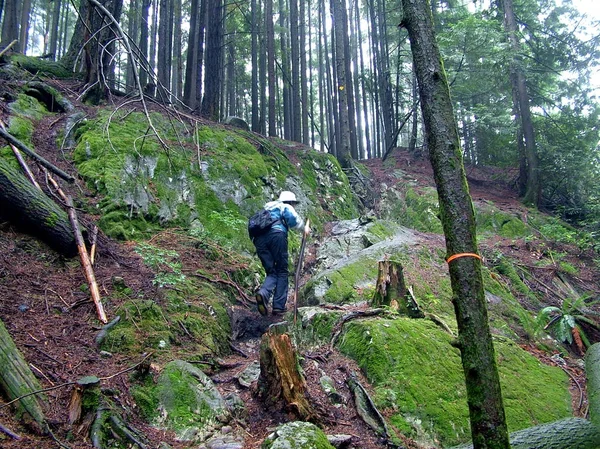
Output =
[
  {"x1": 157, "y1": 0, "x2": 171, "y2": 103},
  {"x1": 401, "y1": 2, "x2": 510, "y2": 449},
  {"x1": 452, "y1": 418, "x2": 600, "y2": 449},
  {"x1": 502, "y1": 0, "x2": 540, "y2": 207},
  {"x1": 48, "y1": 0, "x2": 62, "y2": 59},
  {"x1": 0, "y1": 0, "x2": 18, "y2": 51},
  {"x1": 331, "y1": 0, "x2": 352, "y2": 168},
  {"x1": 201, "y1": 0, "x2": 224, "y2": 120},
  {"x1": 265, "y1": 0, "x2": 276, "y2": 136},
  {"x1": 138, "y1": 0, "x2": 151, "y2": 90},
  {"x1": 0, "y1": 158, "x2": 77, "y2": 257},
  {"x1": 19, "y1": 0, "x2": 32, "y2": 54},
  {"x1": 0, "y1": 318, "x2": 49, "y2": 434},
  {"x1": 586, "y1": 342, "x2": 600, "y2": 427},
  {"x1": 258, "y1": 326, "x2": 317, "y2": 421}
]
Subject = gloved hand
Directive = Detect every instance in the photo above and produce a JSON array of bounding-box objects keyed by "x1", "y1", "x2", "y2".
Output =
[{"x1": 304, "y1": 219, "x2": 311, "y2": 235}]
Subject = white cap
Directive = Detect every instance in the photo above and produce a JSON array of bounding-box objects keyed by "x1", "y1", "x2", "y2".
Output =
[{"x1": 278, "y1": 191, "x2": 298, "y2": 203}]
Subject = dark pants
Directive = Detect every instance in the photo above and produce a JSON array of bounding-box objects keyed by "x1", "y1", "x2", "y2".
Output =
[{"x1": 254, "y1": 230, "x2": 288, "y2": 311}]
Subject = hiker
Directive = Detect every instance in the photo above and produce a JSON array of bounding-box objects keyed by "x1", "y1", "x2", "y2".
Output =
[{"x1": 252, "y1": 191, "x2": 310, "y2": 316}]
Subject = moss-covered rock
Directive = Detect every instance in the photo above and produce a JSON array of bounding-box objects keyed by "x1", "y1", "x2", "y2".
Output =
[
  {"x1": 261, "y1": 421, "x2": 335, "y2": 449},
  {"x1": 336, "y1": 317, "x2": 572, "y2": 447},
  {"x1": 133, "y1": 360, "x2": 230, "y2": 442}
]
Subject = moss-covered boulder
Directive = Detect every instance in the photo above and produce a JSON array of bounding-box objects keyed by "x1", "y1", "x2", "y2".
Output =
[
  {"x1": 71, "y1": 112, "x2": 359, "y2": 243},
  {"x1": 261, "y1": 421, "x2": 336, "y2": 449},
  {"x1": 134, "y1": 360, "x2": 231, "y2": 442},
  {"x1": 301, "y1": 220, "x2": 420, "y2": 305},
  {"x1": 335, "y1": 317, "x2": 572, "y2": 447}
]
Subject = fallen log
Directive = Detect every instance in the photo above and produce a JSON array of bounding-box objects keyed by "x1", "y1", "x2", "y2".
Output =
[
  {"x1": 586, "y1": 342, "x2": 600, "y2": 427},
  {"x1": 0, "y1": 158, "x2": 77, "y2": 256},
  {"x1": 0, "y1": 318, "x2": 49, "y2": 434},
  {"x1": 451, "y1": 342, "x2": 600, "y2": 449}
]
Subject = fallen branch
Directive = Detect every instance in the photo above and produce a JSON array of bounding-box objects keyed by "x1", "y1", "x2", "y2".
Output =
[
  {"x1": 329, "y1": 308, "x2": 385, "y2": 351},
  {"x1": 191, "y1": 272, "x2": 252, "y2": 307},
  {"x1": 0, "y1": 422, "x2": 21, "y2": 440},
  {"x1": 47, "y1": 173, "x2": 107, "y2": 324},
  {"x1": 0, "y1": 120, "x2": 42, "y2": 191},
  {"x1": 0, "y1": 40, "x2": 18, "y2": 57},
  {"x1": 0, "y1": 127, "x2": 75, "y2": 183}
]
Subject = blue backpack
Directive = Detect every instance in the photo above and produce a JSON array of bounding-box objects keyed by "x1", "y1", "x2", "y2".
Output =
[{"x1": 248, "y1": 208, "x2": 277, "y2": 238}]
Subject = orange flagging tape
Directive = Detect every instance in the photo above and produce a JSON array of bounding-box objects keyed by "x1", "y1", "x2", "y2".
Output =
[{"x1": 446, "y1": 253, "x2": 482, "y2": 264}]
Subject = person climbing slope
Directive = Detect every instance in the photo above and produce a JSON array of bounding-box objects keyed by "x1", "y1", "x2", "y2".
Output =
[{"x1": 251, "y1": 191, "x2": 310, "y2": 316}]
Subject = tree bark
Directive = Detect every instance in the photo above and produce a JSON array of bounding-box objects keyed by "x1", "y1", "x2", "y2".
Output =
[
  {"x1": 201, "y1": 0, "x2": 224, "y2": 120},
  {"x1": 501, "y1": 0, "x2": 540, "y2": 207},
  {"x1": 0, "y1": 318, "x2": 49, "y2": 434},
  {"x1": 331, "y1": 0, "x2": 352, "y2": 168},
  {"x1": 258, "y1": 327, "x2": 317, "y2": 421},
  {"x1": 401, "y1": 2, "x2": 510, "y2": 448},
  {"x1": 0, "y1": 158, "x2": 77, "y2": 256},
  {"x1": 586, "y1": 342, "x2": 600, "y2": 427}
]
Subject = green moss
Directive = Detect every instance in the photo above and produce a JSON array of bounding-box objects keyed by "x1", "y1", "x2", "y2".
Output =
[
  {"x1": 7, "y1": 115, "x2": 35, "y2": 145},
  {"x1": 322, "y1": 260, "x2": 378, "y2": 304},
  {"x1": 337, "y1": 318, "x2": 571, "y2": 446},
  {"x1": 475, "y1": 202, "x2": 531, "y2": 239},
  {"x1": 8, "y1": 93, "x2": 49, "y2": 122},
  {"x1": 10, "y1": 54, "x2": 73, "y2": 78}
]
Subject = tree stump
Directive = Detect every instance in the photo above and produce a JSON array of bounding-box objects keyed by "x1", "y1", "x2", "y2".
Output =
[
  {"x1": 371, "y1": 260, "x2": 424, "y2": 318},
  {"x1": 258, "y1": 325, "x2": 317, "y2": 422}
]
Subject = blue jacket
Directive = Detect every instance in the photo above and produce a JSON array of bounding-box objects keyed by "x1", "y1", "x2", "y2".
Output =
[{"x1": 264, "y1": 200, "x2": 304, "y2": 234}]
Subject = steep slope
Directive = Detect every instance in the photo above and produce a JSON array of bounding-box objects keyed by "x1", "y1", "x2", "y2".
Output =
[{"x1": 0, "y1": 65, "x2": 599, "y2": 449}]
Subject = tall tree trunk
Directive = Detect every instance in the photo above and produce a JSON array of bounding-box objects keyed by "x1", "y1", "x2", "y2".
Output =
[
  {"x1": 139, "y1": 0, "x2": 151, "y2": 91},
  {"x1": 331, "y1": 0, "x2": 352, "y2": 168},
  {"x1": 401, "y1": 2, "x2": 511, "y2": 449},
  {"x1": 19, "y1": 0, "x2": 32, "y2": 54},
  {"x1": 356, "y1": 0, "x2": 371, "y2": 159},
  {"x1": 172, "y1": 0, "x2": 182, "y2": 99},
  {"x1": 258, "y1": 1, "x2": 267, "y2": 135},
  {"x1": 289, "y1": 0, "x2": 300, "y2": 142},
  {"x1": 48, "y1": 0, "x2": 62, "y2": 59},
  {"x1": 201, "y1": 0, "x2": 224, "y2": 120},
  {"x1": 0, "y1": 0, "x2": 18, "y2": 51},
  {"x1": 502, "y1": 0, "x2": 539, "y2": 207},
  {"x1": 299, "y1": 0, "x2": 309, "y2": 145},
  {"x1": 279, "y1": 0, "x2": 291, "y2": 140},
  {"x1": 266, "y1": 0, "x2": 276, "y2": 136},
  {"x1": 126, "y1": 0, "x2": 139, "y2": 91},
  {"x1": 157, "y1": 0, "x2": 171, "y2": 102},
  {"x1": 251, "y1": 0, "x2": 259, "y2": 132},
  {"x1": 195, "y1": 0, "x2": 207, "y2": 108}
]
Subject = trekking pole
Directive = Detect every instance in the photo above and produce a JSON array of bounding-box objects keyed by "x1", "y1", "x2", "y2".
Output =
[{"x1": 293, "y1": 219, "x2": 310, "y2": 325}]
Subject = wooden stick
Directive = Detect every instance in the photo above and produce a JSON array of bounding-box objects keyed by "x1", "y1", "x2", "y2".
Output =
[
  {"x1": 46, "y1": 174, "x2": 107, "y2": 323},
  {"x1": 0, "y1": 40, "x2": 18, "y2": 57},
  {"x1": 90, "y1": 225, "x2": 98, "y2": 265},
  {"x1": 0, "y1": 422, "x2": 21, "y2": 440},
  {"x1": 0, "y1": 120, "x2": 42, "y2": 190},
  {"x1": 0, "y1": 127, "x2": 75, "y2": 183}
]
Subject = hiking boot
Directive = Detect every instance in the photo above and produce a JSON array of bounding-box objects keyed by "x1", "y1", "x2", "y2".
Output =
[
  {"x1": 256, "y1": 292, "x2": 268, "y2": 316},
  {"x1": 272, "y1": 308, "x2": 286, "y2": 316}
]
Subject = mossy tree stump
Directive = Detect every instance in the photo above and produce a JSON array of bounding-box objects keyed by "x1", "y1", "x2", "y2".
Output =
[
  {"x1": 371, "y1": 260, "x2": 424, "y2": 318},
  {"x1": 258, "y1": 326, "x2": 317, "y2": 422}
]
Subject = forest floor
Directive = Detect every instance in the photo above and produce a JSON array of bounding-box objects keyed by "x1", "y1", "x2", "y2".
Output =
[{"x1": 0, "y1": 78, "x2": 598, "y2": 449}]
